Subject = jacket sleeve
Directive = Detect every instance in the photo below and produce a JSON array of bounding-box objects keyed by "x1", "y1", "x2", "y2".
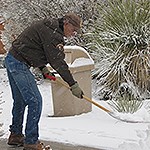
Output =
[{"x1": 43, "y1": 33, "x2": 76, "y2": 86}]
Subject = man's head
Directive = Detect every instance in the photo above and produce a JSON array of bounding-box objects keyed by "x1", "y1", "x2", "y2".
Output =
[{"x1": 63, "y1": 12, "x2": 82, "y2": 37}]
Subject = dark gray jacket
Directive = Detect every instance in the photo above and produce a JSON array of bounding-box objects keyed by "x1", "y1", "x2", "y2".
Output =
[{"x1": 9, "y1": 18, "x2": 76, "y2": 86}]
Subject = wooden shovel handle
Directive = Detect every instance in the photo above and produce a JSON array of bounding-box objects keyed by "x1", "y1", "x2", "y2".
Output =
[{"x1": 82, "y1": 95, "x2": 111, "y2": 113}]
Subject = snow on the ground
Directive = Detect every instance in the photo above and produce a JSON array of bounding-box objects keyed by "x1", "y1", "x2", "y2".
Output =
[{"x1": 0, "y1": 68, "x2": 150, "y2": 150}]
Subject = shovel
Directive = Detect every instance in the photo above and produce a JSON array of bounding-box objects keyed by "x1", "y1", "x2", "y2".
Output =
[{"x1": 45, "y1": 74, "x2": 150, "y2": 123}]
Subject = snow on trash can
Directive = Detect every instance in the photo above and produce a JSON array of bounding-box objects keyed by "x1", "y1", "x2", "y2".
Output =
[{"x1": 51, "y1": 45, "x2": 94, "y2": 117}]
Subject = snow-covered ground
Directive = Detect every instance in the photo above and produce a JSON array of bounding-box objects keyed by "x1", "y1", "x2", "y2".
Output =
[{"x1": 0, "y1": 68, "x2": 150, "y2": 150}]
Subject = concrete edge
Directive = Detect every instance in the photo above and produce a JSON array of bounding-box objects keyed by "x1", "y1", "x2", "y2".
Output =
[{"x1": 0, "y1": 138, "x2": 105, "y2": 150}]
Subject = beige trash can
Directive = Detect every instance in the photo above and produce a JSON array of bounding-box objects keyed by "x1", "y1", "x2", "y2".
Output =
[{"x1": 51, "y1": 45, "x2": 94, "y2": 117}]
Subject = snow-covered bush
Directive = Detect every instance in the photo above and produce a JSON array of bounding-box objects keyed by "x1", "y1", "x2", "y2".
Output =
[
  {"x1": 90, "y1": 0, "x2": 150, "y2": 101},
  {"x1": 88, "y1": 0, "x2": 150, "y2": 113}
]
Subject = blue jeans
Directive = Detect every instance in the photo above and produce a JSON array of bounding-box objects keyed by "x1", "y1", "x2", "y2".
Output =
[{"x1": 4, "y1": 53, "x2": 42, "y2": 144}]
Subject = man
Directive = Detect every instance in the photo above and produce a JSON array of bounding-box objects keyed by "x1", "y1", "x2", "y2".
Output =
[{"x1": 5, "y1": 12, "x2": 84, "y2": 150}]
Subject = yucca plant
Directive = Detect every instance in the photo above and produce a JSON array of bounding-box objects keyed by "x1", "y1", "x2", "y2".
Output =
[
  {"x1": 90, "y1": 0, "x2": 150, "y2": 113},
  {"x1": 108, "y1": 83, "x2": 143, "y2": 113},
  {"x1": 92, "y1": 0, "x2": 149, "y2": 94}
]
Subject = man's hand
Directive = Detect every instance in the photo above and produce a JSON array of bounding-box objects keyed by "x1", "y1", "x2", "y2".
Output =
[
  {"x1": 41, "y1": 67, "x2": 56, "y2": 81},
  {"x1": 70, "y1": 82, "x2": 84, "y2": 98}
]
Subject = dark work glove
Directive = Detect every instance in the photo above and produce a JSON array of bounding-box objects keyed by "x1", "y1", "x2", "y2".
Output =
[
  {"x1": 70, "y1": 82, "x2": 84, "y2": 99},
  {"x1": 41, "y1": 67, "x2": 56, "y2": 81}
]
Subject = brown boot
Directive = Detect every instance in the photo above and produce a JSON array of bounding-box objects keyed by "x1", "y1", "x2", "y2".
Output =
[
  {"x1": 7, "y1": 133, "x2": 24, "y2": 146},
  {"x1": 23, "y1": 141, "x2": 51, "y2": 150}
]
